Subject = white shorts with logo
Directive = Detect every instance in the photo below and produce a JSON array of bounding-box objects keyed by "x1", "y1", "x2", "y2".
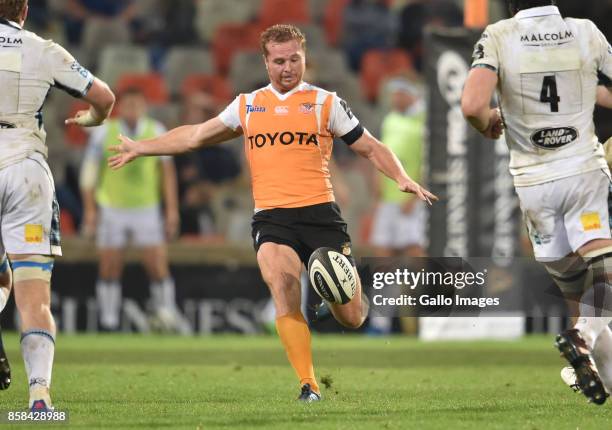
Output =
[
  {"x1": 516, "y1": 169, "x2": 612, "y2": 261},
  {"x1": 370, "y1": 201, "x2": 427, "y2": 249},
  {"x1": 97, "y1": 205, "x2": 164, "y2": 248},
  {"x1": 0, "y1": 153, "x2": 61, "y2": 256}
]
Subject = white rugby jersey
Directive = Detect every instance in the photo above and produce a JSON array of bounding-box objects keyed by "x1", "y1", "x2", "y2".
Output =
[
  {"x1": 472, "y1": 6, "x2": 612, "y2": 186},
  {"x1": 0, "y1": 18, "x2": 93, "y2": 169}
]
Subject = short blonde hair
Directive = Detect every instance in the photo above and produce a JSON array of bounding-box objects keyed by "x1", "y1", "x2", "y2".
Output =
[
  {"x1": 260, "y1": 24, "x2": 306, "y2": 57},
  {"x1": 0, "y1": 0, "x2": 27, "y2": 22}
]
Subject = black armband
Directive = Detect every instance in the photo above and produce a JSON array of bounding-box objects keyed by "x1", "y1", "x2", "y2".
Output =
[{"x1": 341, "y1": 124, "x2": 364, "y2": 145}]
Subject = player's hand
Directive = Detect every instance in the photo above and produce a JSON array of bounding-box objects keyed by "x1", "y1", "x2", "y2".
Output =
[
  {"x1": 65, "y1": 109, "x2": 104, "y2": 127},
  {"x1": 81, "y1": 209, "x2": 97, "y2": 240},
  {"x1": 165, "y1": 210, "x2": 180, "y2": 241},
  {"x1": 481, "y1": 108, "x2": 504, "y2": 140},
  {"x1": 397, "y1": 178, "x2": 438, "y2": 205},
  {"x1": 108, "y1": 134, "x2": 140, "y2": 169}
]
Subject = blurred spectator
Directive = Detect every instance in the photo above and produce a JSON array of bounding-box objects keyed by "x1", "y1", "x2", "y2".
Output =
[
  {"x1": 64, "y1": 0, "x2": 136, "y2": 44},
  {"x1": 79, "y1": 87, "x2": 188, "y2": 332},
  {"x1": 367, "y1": 78, "x2": 426, "y2": 335},
  {"x1": 341, "y1": 0, "x2": 398, "y2": 71},
  {"x1": 370, "y1": 78, "x2": 427, "y2": 258},
  {"x1": 26, "y1": 0, "x2": 50, "y2": 32},
  {"x1": 397, "y1": 0, "x2": 463, "y2": 71},
  {"x1": 175, "y1": 91, "x2": 242, "y2": 236}
]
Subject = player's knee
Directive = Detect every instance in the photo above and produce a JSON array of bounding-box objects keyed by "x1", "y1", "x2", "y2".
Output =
[{"x1": 338, "y1": 313, "x2": 364, "y2": 329}]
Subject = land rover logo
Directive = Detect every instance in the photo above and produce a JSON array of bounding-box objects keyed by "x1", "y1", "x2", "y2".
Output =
[{"x1": 530, "y1": 127, "x2": 578, "y2": 149}]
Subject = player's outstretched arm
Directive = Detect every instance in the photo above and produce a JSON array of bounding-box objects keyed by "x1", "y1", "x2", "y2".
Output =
[
  {"x1": 461, "y1": 67, "x2": 504, "y2": 139},
  {"x1": 65, "y1": 78, "x2": 115, "y2": 127},
  {"x1": 108, "y1": 117, "x2": 241, "y2": 169},
  {"x1": 350, "y1": 130, "x2": 438, "y2": 204}
]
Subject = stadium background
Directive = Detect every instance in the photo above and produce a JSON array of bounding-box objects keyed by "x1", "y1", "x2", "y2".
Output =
[{"x1": 3, "y1": 0, "x2": 611, "y2": 335}]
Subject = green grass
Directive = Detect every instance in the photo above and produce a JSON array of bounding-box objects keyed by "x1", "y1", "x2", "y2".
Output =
[{"x1": 0, "y1": 334, "x2": 610, "y2": 429}]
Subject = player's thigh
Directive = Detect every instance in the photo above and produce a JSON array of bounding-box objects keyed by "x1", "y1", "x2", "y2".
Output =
[
  {"x1": 256, "y1": 242, "x2": 303, "y2": 314},
  {"x1": 0, "y1": 156, "x2": 61, "y2": 256},
  {"x1": 562, "y1": 170, "x2": 612, "y2": 253},
  {"x1": 515, "y1": 182, "x2": 571, "y2": 261},
  {"x1": 129, "y1": 206, "x2": 165, "y2": 248}
]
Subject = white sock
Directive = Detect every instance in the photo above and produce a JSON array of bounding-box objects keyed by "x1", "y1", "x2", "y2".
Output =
[
  {"x1": 161, "y1": 277, "x2": 177, "y2": 309},
  {"x1": 592, "y1": 326, "x2": 612, "y2": 393},
  {"x1": 149, "y1": 281, "x2": 164, "y2": 311},
  {"x1": 574, "y1": 317, "x2": 612, "y2": 349},
  {"x1": 0, "y1": 287, "x2": 8, "y2": 313},
  {"x1": 21, "y1": 329, "x2": 55, "y2": 391},
  {"x1": 97, "y1": 280, "x2": 122, "y2": 329},
  {"x1": 574, "y1": 282, "x2": 612, "y2": 348}
]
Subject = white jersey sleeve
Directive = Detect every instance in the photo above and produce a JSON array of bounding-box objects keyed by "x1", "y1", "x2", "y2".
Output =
[
  {"x1": 328, "y1": 93, "x2": 363, "y2": 144},
  {"x1": 218, "y1": 96, "x2": 241, "y2": 131},
  {"x1": 44, "y1": 42, "x2": 93, "y2": 98},
  {"x1": 592, "y1": 22, "x2": 612, "y2": 85},
  {"x1": 471, "y1": 26, "x2": 500, "y2": 72}
]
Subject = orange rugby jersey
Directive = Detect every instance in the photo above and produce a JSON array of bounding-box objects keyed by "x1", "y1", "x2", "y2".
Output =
[{"x1": 219, "y1": 82, "x2": 363, "y2": 210}]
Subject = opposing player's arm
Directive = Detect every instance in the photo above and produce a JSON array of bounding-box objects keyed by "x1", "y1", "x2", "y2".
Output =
[
  {"x1": 108, "y1": 117, "x2": 241, "y2": 169},
  {"x1": 461, "y1": 67, "x2": 503, "y2": 139},
  {"x1": 350, "y1": 131, "x2": 437, "y2": 204}
]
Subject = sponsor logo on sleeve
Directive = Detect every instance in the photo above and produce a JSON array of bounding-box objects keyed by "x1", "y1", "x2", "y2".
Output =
[
  {"x1": 530, "y1": 127, "x2": 578, "y2": 149},
  {"x1": 25, "y1": 224, "x2": 44, "y2": 243}
]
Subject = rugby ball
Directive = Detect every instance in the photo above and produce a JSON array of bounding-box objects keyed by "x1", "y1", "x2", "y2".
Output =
[{"x1": 308, "y1": 247, "x2": 356, "y2": 304}]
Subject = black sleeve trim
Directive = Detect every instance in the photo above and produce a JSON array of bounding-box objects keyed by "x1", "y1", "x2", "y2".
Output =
[
  {"x1": 471, "y1": 64, "x2": 498, "y2": 73},
  {"x1": 53, "y1": 80, "x2": 85, "y2": 98},
  {"x1": 340, "y1": 124, "x2": 364, "y2": 145},
  {"x1": 82, "y1": 77, "x2": 94, "y2": 97},
  {"x1": 598, "y1": 71, "x2": 612, "y2": 88}
]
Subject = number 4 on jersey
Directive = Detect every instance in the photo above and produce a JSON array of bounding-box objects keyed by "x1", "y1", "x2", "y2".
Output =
[{"x1": 540, "y1": 75, "x2": 560, "y2": 112}]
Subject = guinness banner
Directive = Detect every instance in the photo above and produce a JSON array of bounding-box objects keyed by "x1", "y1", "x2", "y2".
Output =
[{"x1": 424, "y1": 28, "x2": 521, "y2": 261}]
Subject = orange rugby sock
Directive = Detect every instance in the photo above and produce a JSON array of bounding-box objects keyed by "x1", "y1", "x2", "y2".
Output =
[{"x1": 275, "y1": 311, "x2": 320, "y2": 394}]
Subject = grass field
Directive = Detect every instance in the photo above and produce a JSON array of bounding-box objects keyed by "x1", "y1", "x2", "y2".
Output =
[{"x1": 0, "y1": 333, "x2": 610, "y2": 429}]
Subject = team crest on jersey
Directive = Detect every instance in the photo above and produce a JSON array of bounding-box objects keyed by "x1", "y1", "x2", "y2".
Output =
[
  {"x1": 299, "y1": 103, "x2": 316, "y2": 114},
  {"x1": 246, "y1": 104, "x2": 266, "y2": 113},
  {"x1": 530, "y1": 127, "x2": 578, "y2": 149}
]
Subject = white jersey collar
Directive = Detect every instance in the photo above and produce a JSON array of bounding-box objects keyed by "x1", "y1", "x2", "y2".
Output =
[
  {"x1": 0, "y1": 18, "x2": 22, "y2": 30},
  {"x1": 267, "y1": 81, "x2": 309, "y2": 101},
  {"x1": 516, "y1": 5, "x2": 561, "y2": 20}
]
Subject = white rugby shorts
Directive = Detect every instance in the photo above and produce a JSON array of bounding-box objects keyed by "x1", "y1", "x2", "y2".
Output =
[
  {"x1": 370, "y1": 201, "x2": 427, "y2": 249},
  {"x1": 0, "y1": 153, "x2": 61, "y2": 256},
  {"x1": 516, "y1": 169, "x2": 612, "y2": 261},
  {"x1": 97, "y1": 205, "x2": 165, "y2": 248}
]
